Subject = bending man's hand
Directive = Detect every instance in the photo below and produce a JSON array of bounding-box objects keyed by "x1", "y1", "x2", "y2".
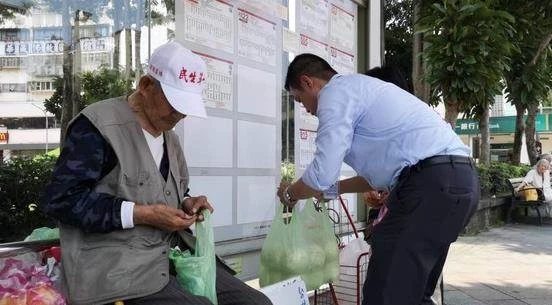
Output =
[
  {"x1": 182, "y1": 196, "x2": 214, "y2": 222},
  {"x1": 133, "y1": 204, "x2": 197, "y2": 232},
  {"x1": 276, "y1": 181, "x2": 291, "y2": 204},
  {"x1": 363, "y1": 190, "x2": 389, "y2": 209}
]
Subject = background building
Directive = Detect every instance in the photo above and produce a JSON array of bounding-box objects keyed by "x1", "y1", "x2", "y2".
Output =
[{"x1": 0, "y1": 8, "x2": 113, "y2": 159}]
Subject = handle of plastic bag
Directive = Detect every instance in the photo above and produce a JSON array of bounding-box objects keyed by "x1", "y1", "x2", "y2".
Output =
[{"x1": 194, "y1": 210, "x2": 214, "y2": 257}]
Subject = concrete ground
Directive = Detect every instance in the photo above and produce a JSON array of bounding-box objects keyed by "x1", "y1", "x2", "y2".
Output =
[{"x1": 443, "y1": 220, "x2": 552, "y2": 305}]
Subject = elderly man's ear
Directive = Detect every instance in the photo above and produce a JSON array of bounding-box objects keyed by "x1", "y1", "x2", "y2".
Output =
[{"x1": 136, "y1": 75, "x2": 159, "y2": 96}]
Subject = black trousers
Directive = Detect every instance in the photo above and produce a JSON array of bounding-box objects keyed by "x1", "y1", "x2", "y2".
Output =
[
  {"x1": 363, "y1": 160, "x2": 479, "y2": 305},
  {"x1": 124, "y1": 260, "x2": 272, "y2": 305}
]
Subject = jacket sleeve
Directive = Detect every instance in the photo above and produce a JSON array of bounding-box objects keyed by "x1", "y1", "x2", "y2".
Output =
[{"x1": 40, "y1": 115, "x2": 124, "y2": 233}]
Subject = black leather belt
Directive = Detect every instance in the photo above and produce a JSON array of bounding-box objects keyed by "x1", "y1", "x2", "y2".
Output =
[
  {"x1": 418, "y1": 155, "x2": 474, "y2": 168},
  {"x1": 399, "y1": 155, "x2": 474, "y2": 180}
]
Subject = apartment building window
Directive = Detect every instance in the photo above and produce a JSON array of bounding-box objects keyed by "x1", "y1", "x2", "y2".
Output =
[
  {"x1": 0, "y1": 83, "x2": 26, "y2": 92},
  {"x1": 79, "y1": 25, "x2": 110, "y2": 38},
  {"x1": 29, "y1": 81, "x2": 54, "y2": 91},
  {"x1": 33, "y1": 27, "x2": 63, "y2": 41},
  {"x1": 0, "y1": 29, "x2": 30, "y2": 41},
  {"x1": 81, "y1": 52, "x2": 110, "y2": 68},
  {"x1": 0, "y1": 57, "x2": 25, "y2": 68},
  {"x1": 29, "y1": 54, "x2": 63, "y2": 66},
  {"x1": 27, "y1": 55, "x2": 63, "y2": 76}
]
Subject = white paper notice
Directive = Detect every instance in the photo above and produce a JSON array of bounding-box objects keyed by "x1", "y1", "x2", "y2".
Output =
[
  {"x1": 196, "y1": 52, "x2": 233, "y2": 111},
  {"x1": 237, "y1": 121, "x2": 276, "y2": 169},
  {"x1": 184, "y1": 0, "x2": 234, "y2": 54},
  {"x1": 177, "y1": 116, "x2": 233, "y2": 168},
  {"x1": 237, "y1": 65, "x2": 277, "y2": 118},
  {"x1": 330, "y1": 4, "x2": 355, "y2": 52},
  {"x1": 245, "y1": 0, "x2": 288, "y2": 21},
  {"x1": 300, "y1": 34, "x2": 329, "y2": 61},
  {"x1": 238, "y1": 9, "x2": 277, "y2": 66},
  {"x1": 300, "y1": 0, "x2": 329, "y2": 37},
  {"x1": 189, "y1": 176, "x2": 233, "y2": 227},
  {"x1": 237, "y1": 176, "x2": 276, "y2": 224},
  {"x1": 299, "y1": 129, "x2": 317, "y2": 170},
  {"x1": 330, "y1": 47, "x2": 355, "y2": 74},
  {"x1": 283, "y1": 28, "x2": 300, "y2": 54}
]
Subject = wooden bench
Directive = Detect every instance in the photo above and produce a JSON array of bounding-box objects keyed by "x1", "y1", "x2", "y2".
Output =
[{"x1": 506, "y1": 178, "x2": 547, "y2": 225}]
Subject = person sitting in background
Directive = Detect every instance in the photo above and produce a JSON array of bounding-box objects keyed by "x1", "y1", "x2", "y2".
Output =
[
  {"x1": 516, "y1": 159, "x2": 552, "y2": 203},
  {"x1": 516, "y1": 159, "x2": 552, "y2": 218}
]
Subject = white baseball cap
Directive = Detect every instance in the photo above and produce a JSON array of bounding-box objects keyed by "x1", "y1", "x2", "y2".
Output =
[{"x1": 148, "y1": 41, "x2": 207, "y2": 118}]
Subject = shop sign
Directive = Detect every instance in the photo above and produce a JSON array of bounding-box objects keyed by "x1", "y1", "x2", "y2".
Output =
[
  {"x1": 0, "y1": 126, "x2": 8, "y2": 144},
  {"x1": 456, "y1": 115, "x2": 547, "y2": 135}
]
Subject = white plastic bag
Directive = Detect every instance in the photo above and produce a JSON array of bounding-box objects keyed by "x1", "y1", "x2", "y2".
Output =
[{"x1": 335, "y1": 238, "x2": 371, "y2": 305}]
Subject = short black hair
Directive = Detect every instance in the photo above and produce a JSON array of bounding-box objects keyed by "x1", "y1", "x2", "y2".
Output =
[
  {"x1": 365, "y1": 66, "x2": 411, "y2": 93},
  {"x1": 284, "y1": 53, "x2": 337, "y2": 91}
]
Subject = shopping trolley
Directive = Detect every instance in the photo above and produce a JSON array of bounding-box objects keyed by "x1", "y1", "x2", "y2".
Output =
[{"x1": 313, "y1": 195, "x2": 371, "y2": 305}]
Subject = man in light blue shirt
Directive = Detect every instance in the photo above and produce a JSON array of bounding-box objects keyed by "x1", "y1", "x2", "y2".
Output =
[{"x1": 277, "y1": 54, "x2": 479, "y2": 305}]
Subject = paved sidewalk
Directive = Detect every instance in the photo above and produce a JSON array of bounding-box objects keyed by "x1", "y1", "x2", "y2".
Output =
[{"x1": 443, "y1": 220, "x2": 552, "y2": 305}]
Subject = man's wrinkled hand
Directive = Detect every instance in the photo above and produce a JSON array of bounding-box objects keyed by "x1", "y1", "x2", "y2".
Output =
[
  {"x1": 134, "y1": 204, "x2": 197, "y2": 232},
  {"x1": 182, "y1": 196, "x2": 214, "y2": 222},
  {"x1": 363, "y1": 190, "x2": 389, "y2": 209}
]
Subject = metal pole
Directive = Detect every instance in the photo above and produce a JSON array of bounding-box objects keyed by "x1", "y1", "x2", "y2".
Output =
[
  {"x1": 148, "y1": 0, "x2": 151, "y2": 62},
  {"x1": 286, "y1": 96, "x2": 290, "y2": 161},
  {"x1": 45, "y1": 113, "x2": 49, "y2": 152}
]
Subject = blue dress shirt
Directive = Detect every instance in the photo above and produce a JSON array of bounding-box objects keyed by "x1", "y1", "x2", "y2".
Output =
[{"x1": 301, "y1": 74, "x2": 470, "y2": 196}]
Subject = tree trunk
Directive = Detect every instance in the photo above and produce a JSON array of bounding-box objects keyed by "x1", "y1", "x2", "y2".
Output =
[
  {"x1": 113, "y1": 0, "x2": 122, "y2": 69},
  {"x1": 114, "y1": 31, "x2": 121, "y2": 69},
  {"x1": 134, "y1": 0, "x2": 144, "y2": 84},
  {"x1": 444, "y1": 101, "x2": 460, "y2": 129},
  {"x1": 124, "y1": 0, "x2": 132, "y2": 80},
  {"x1": 412, "y1": 0, "x2": 424, "y2": 100},
  {"x1": 134, "y1": 30, "x2": 142, "y2": 84},
  {"x1": 479, "y1": 107, "x2": 491, "y2": 165},
  {"x1": 512, "y1": 103, "x2": 525, "y2": 165},
  {"x1": 72, "y1": 11, "x2": 81, "y2": 117},
  {"x1": 525, "y1": 103, "x2": 539, "y2": 165},
  {"x1": 125, "y1": 28, "x2": 132, "y2": 80},
  {"x1": 60, "y1": 0, "x2": 73, "y2": 147}
]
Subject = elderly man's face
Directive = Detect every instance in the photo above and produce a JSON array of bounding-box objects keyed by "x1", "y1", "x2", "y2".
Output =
[{"x1": 144, "y1": 77, "x2": 185, "y2": 131}]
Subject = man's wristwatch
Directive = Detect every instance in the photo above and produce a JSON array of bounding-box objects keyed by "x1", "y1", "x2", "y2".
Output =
[{"x1": 283, "y1": 186, "x2": 297, "y2": 206}]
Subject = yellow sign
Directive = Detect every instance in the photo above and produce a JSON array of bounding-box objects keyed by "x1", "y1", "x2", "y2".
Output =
[{"x1": 0, "y1": 131, "x2": 8, "y2": 144}]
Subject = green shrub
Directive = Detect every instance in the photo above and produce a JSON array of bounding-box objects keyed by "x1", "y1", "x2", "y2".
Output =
[
  {"x1": 281, "y1": 161, "x2": 296, "y2": 183},
  {"x1": 0, "y1": 155, "x2": 57, "y2": 243},
  {"x1": 477, "y1": 162, "x2": 531, "y2": 195}
]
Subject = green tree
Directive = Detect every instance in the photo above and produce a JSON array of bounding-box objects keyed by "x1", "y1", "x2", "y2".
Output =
[
  {"x1": 0, "y1": 2, "x2": 32, "y2": 24},
  {"x1": 500, "y1": 0, "x2": 552, "y2": 165},
  {"x1": 0, "y1": 155, "x2": 58, "y2": 242},
  {"x1": 45, "y1": 68, "x2": 133, "y2": 123},
  {"x1": 81, "y1": 67, "x2": 133, "y2": 107},
  {"x1": 383, "y1": 0, "x2": 414, "y2": 90},
  {"x1": 44, "y1": 76, "x2": 63, "y2": 121},
  {"x1": 543, "y1": 91, "x2": 552, "y2": 108},
  {"x1": 418, "y1": 0, "x2": 515, "y2": 164}
]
